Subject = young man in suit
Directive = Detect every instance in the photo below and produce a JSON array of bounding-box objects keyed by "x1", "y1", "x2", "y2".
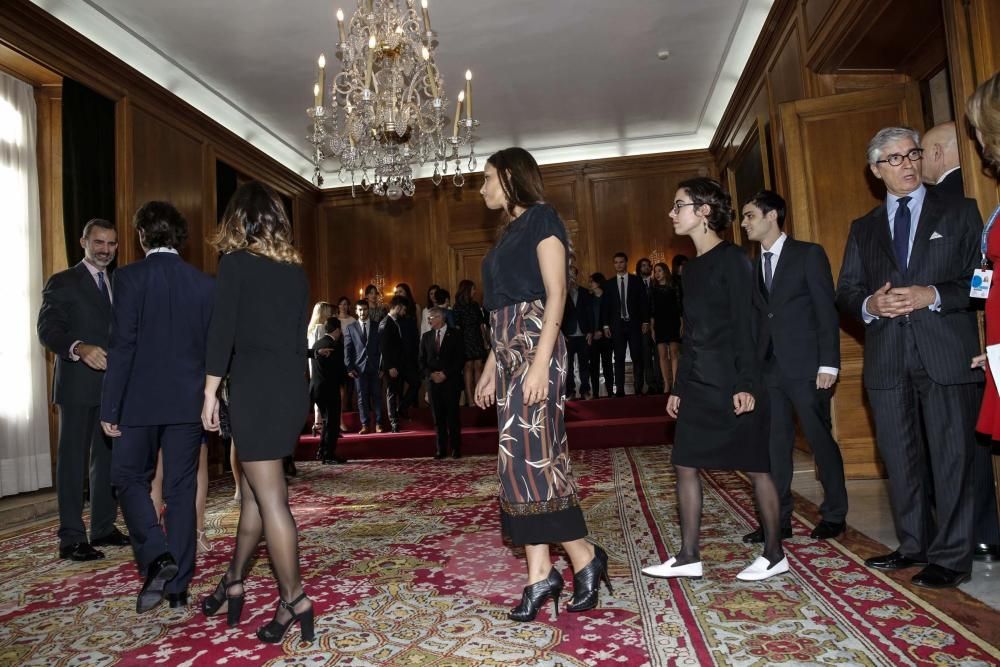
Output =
[
  {"x1": 636, "y1": 257, "x2": 662, "y2": 394},
  {"x1": 345, "y1": 300, "x2": 383, "y2": 434},
  {"x1": 601, "y1": 252, "x2": 649, "y2": 396},
  {"x1": 37, "y1": 218, "x2": 128, "y2": 561},
  {"x1": 836, "y1": 126, "x2": 984, "y2": 588},
  {"x1": 99, "y1": 201, "x2": 214, "y2": 612},
  {"x1": 562, "y1": 265, "x2": 594, "y2": 399},
  {"x1": 419, "y1": 307, "x2": 465, "y2": 458},
  {"x1": 741, "y1": 190, "x2": 848, "y2": 543},
  {"x1": 311, "y1": 317, "x2": 347, "y2": 464},
  {"x1": 379, "y1": 296, "x2": 409, "y2": 433}
]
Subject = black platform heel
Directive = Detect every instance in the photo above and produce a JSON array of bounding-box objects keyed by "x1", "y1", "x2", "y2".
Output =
[
  {"x1": 257, "y1": 592, "x2": 314, "y2": 643},
  {"x1": 567, "y1": 544, "x2": 612, "y2": 613},
  {"x1": 509, "y1": 568, "x2": 564, "y2": 622},
  {"x1": 201, "y1": 575, "x2": 245, "y2": 627}
]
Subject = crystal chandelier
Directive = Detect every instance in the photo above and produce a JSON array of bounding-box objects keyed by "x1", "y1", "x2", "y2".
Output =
[{"x1": 307, "y1": 0, "x2": 480, "y2": 199}]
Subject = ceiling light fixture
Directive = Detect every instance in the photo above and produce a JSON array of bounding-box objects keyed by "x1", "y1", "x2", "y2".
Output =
[{"x1": 307, "y1": 0, "x2": 480, "y2": 198}]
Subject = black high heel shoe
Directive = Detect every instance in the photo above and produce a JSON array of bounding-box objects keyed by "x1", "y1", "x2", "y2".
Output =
[
  {"x1": 567, "y1": 544, "x2": 612, "y2": 613},
  {"x1": 257, "y1": 592, "x2": 314, "y2": 644},
  {"x1": 509, "y1": 568, "x2": 564, "y2": 622},
  {"x1": 201, "y1": 575, "x2": 245, "y2": 626}
]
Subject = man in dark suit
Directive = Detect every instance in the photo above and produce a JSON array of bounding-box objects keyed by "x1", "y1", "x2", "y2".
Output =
[
  {"x1": 37, "y1": 218, "x2": 128, "y2": 561},
  {"x1": 563, "y1": 265, "x2": 594, "y2": 399},
  {"x1": 345, "y1": 300, "x2": 383, "y2": 434},
  {"x1": 742, "y1": 190, "x2": 848, "y2": 543},
  {"x1": 419, "y1": 307, "x2": 464, "y2": 458},
  {"x1": 379, "y1": 296, "x2": 409, "y2": 433},
  {"x1": 601, "y1": 252, "x2": 649, "y2": 396},
  {"x1": 99, "y1": 202, "x2": 214, "y2": 612},
  {"x1": 311, "y1": 317, "x2": 347, "y2": 464},
  {"x1": 836, "y1": 126, "x2": 984, "y2": 588},
  {"x1": 636, "y1": 257, "x2": 662, "y2": 394},
  {"x1": 921, "y1": 121, "x2": 964, "y2": 198}
]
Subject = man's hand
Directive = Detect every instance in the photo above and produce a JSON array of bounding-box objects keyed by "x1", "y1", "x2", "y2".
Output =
[
  {"x1": 972, "y1": 353, "x2": 987, "y2": 369},
  {"x1": 77, "y1": 343, "x2": 108, "y2": 370},
  {"x1": 593, "y1": 330, "x2": 603, "y2": 341},
  {"x1": 603, "y1": 326, "x2": 611, "y2": 338},
  {"x1": 101, "y1": 421, "x2": 121, "y2": 438},
  {"x1": 733, "y1": 392, "x2": 756, "y2": 415},
  {"x1": 816, "y1": 372, "x2": 837, "y2": 390},
  {"x1": 316, "y1": 348, "x2": 333, "y2": 357},
  {"x1": 388, "y1": 368, "x2": 399, "y2": 378},
  {"x1": 666, "y1": 394, "x2": 680, "y2": 418},
  {"x1": 348, "y1": 370, "x2": 358, "y2": 379},
  {"x1": 201, "y1": 393, "x2": 220, "y2": 432},
  {"x1": 641, "y1": 323, "x2": 649, "y2": 335},
  {"x1": 586, "y1": 333, "x2": 593, "y2": 345},
  {"x1": 886, "y1": 286, "x2": 936, "y2": 313},
  {"x1": 431, "y1": 370, "x2": 446, "y2": 384}
]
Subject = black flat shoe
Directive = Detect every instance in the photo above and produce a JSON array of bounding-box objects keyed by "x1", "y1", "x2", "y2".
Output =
[
  {"x1": 137, "y1": 553, "x2": 178, "y2": 614},
  {"x1": 166, "y1": 590, "x2": 189, "y2": 608},
  {"x1": 742, "y1": 525, "x2": 793, "y2": 544},
  {"x1": 201, "y1": 575, "x2": 245, "y2": 626},
  {"x1": 91, "y1": 528, "x2": 130, "y2": 547},
  {"x1": 257, "y1": 592, "x2": 314, "y2": 643},
  {"x1": 509, "y1": 568, "x2": 564, "y2": 622},
  {"x1": 567, "y1": 545, "x2": 612, "y2": 613},
  {"x1": 973, "y1": 543, "x2": 1000, "y2": 561},
  {"x1": 59, "y1": 542, "x2": 105, "y2": 561},
  {"x1": 864, "y1": 550, "x2": 928, "y2": 571},
  {"x1": 911, "y1": 564, "x2": 971, "y2": 589},
  {"x1": 810, "y1": 520, "x2": 846, "y2": 540}
]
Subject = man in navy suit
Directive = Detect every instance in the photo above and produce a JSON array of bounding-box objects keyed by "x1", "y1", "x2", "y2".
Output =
[
  {"x1": 345, "y1": 300, "x2": 383, "y2": 433},
  {"x1": 100, "y1": 201, "x2": 214, "y2": 613},
  {"x1": 602, "y1": 252, "x2": 649, "y2": 396},
  {"x1": 563, "y1": 265, "x2": 595, "y2": 398},
  {"x1": 379, "y1": 296, "x2": 409, "y2": 432},
  {"x1": 419, "y1": 307, "x2": 465, "y2": 458},
  {"x1": 836, "y1": 126, "x2": 983, "y2": 588}
]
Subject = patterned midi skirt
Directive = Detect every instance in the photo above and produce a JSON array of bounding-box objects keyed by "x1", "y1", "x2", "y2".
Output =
[{"x1": 491, "y1": 300, "x2": 588, "y2": 545}]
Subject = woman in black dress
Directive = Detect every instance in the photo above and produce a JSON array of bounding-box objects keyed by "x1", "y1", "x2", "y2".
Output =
[
  {"x1": 642, "y1": 177, "x2": 787, "y2": 582},
  {"x1": 587, "y1": 272, "x2": 614, "y2": 398},
  {"x1": 649, "y1": 262, "x2": 680, "y2": 392},
  {"x1": 454, "y1": 279, "x2": 489, "y2": 406},
  {"x1": 200, "y1": 182, "x2": 314, "y2": 643},
  {"x1": 475, "y1": 147, "x2": 609, "y2": 622}
]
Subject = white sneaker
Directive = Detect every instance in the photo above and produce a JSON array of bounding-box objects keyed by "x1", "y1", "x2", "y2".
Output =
[
  {"x1": 641, "y1": 557, "x2": 703, "y2": 578},
  {"x1": 737, "y1": 556, "x2": 789, "y2": 581}
]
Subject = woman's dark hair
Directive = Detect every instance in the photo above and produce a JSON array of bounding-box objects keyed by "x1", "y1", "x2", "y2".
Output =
[
  {"x1": 388, "y1": 295, "x2": 408, "y2": 310},
  {"x1": 671, "y1": 254, "x2": 689, "y2": 275},
  {"x1": 746, "y1": 190, "x2": 787, "y2": 229},
  {"x1": 395, "y1": 283, "x2": 415, "y2": 302},
  {"x1": 590, "y1": 272, "x2": 607, "y2": 285},
  {"x1": 653, "y1": 262, "x2": 671, "y2": 286},
  {"x1": 365, "y1": 284, "x2": 379, "y2": 298},
  {"x1": 433, "y1": 288, "x2": 450, "y2": 306},
  {"x1": 677, "y1": 177, "x2": 734, "y2": 232},
  {"x1": 324, "y1": 317, "x2": 341, "y2": 333},
  {"x1": 133, "y1": 201, "x2": 188, "y2": 249},
  {"x1": 213, "y1": 181, "x2": 300, "y2": 263},
  {"x1": 455, "y1": 279, "x2": 476, "y2": 305},
  {"x1": 425, "y1": 283, "x2": 440, "y2": 309},
  {"x1": 394, "y1": 283, "x2": 416, "y2": 319},
  {"x1": 486, "y1": 147, "x2": 546, "y2": 219},
  {"x1": 337, "y1": 296, "x2": 352, "y2": 309}
]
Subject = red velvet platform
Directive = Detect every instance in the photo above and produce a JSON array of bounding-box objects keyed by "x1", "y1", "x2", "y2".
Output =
[{"x1": 296, "y1": 394, "x2": 674, "y2": 460}]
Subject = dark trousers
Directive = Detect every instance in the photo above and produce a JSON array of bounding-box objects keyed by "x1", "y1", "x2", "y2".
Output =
[
  {"x1": 313, "y1": 384, "x2": 342, "y2": 456},
  {"x1": 355, "y1": 371, "x2": 383, "y2": 426},
  {"x1": 429, "y1": 380, "x2": 461, "y2": 455},
  {"x1": 56, "y1": 404, "x2": 117, "y2": 547},
  {"x1": 764, "y1": 368, "x2": 848, "y2": 530},
  {"x1": 401, "y1": 362, "x2": 421, "y2": 416},
  {"x1": 641, "y1": 331, "x2": 662, "y2": 393},
  {"x1": 385, "y1": 373, "x2": 404, "y2": 427},
  {"x1": 589, "y1": 336, "x2": 613, "y2": 398},
  {"x1": 566, "y1": 335, "x2": 591, "y2": 395},
  {"x1": 973, "y1": 440, "x2": 1000, "y2": 544},
  {"x1": 612, "y1": 321, "x2": 644, "y2": 395},
  {"x1": 865, "y1": 328, "x2": 980, "y2": 572},
  {"x1": 111, "y1": 422, "x2": 201, "y2": 593}
]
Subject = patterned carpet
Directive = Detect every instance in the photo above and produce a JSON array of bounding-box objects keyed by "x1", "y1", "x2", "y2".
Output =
[{"x1": 0, "y1": 447, "x2": 997, "y2": 666}]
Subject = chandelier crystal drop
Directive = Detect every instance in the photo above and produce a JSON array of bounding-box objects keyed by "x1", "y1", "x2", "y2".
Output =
[{"x1": 306, "y1": 0, "x2": 480, "y2": 198}]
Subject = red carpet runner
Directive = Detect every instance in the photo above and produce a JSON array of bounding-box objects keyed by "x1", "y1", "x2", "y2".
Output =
[{"x1": 0, "y1": 447, "x2": 996, "y2": 666}]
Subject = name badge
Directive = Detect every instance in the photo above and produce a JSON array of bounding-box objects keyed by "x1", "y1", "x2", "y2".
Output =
[{"x1": 971, "y1": 268, "x2": 993, "y2": 299}]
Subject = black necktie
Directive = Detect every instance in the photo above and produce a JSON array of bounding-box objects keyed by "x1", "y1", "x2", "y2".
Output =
[
  {"x1": 763, "y1": 252, "x2": 774, "y2": 292},
  {"x1": 97, "y1": 271, "x2": 111, "y2": 304},
  {"x1": 893, "y1": 196, "x2": 912, "y2": 270},
  {"x1": 436, "y1": 329, "x2": 442, "y2": 352},
  {"x1": 619, "y1": 276, "x2": 627, "y2": 319},
  {"x1": 361, "y1": 322, "x2": 368, "y2": 344}
]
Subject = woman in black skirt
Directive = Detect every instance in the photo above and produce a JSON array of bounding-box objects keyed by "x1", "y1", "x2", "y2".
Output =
[
  {"x1": 642, "y1": 177, "x2": 787, "y2": 582},
  {"x1": 475, "y1": 147, "x2": 609, "y2": 621},
  {"x1": 650, "y1": 262, "x2": 680, "y2": 393}
]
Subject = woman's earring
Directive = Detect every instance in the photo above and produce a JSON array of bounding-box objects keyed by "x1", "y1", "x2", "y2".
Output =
[{"x1": 702, "y1": 221, "x2": 708, "y2": 233}]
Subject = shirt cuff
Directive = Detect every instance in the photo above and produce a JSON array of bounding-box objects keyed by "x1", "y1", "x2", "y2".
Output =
[
  {"x1": 69, "y1": 340, "x2": 82, "y2": 361},
  {"x1": 928, "y1": 286, "x2": 942, "y2": 312},
  {"x1": 861, "y1": 296, "x2": 878, "y2": 324},
  {"x1": 817, "y1": 366, "x2": 839, "y2": 377}
]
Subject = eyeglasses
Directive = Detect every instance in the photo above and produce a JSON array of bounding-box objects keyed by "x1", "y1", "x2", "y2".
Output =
[
  {"x1": 672, "y1": 201, "x2": 698, "y2": 213},
  {"x1": 875, "y1": 148, "x2": 924, "y2": 167}
]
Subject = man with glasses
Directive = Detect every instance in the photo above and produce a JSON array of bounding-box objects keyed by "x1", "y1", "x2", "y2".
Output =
[{"x1": 836, "y1": 126, "x2": 984, "y2": 589}]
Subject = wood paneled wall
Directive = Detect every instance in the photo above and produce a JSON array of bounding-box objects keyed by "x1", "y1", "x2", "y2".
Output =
[{"x1": 314, "y1": 152, "x2": 714, "y2": 304}]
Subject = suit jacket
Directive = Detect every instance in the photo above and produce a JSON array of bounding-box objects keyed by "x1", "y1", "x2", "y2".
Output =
[
  {"x1": 753, "y1": 238, "x2": 840, "y2": 380},
  {"x1": 932, "y1": 168, "x2": 964, "y2": 199},
  {"x1": 835, "y1": 189, "x2": 983, "y2": 389},
  {"x1": 344, "y1": 318, "x2": 380, "y2": 375},
  {"x1": 562, "y1": 286, "x2": 595, "y2": 336},
  {"x1": 37, "y1": 261, "x2": 114, "y2": 406},
  {"x1": 100, "y1": 253, "x2": 214, "y2": 425},
  {"x1": 379, "y1": 315, "x2": 405, "y2": 372},
  {"x1": 601, "y1": 273, "x2": 649, "y2": 330},
  {"x1": 310, "y1": 334, "x2": 345, "y2": 393},
  {"x1": 419, "y1": 327, "x2": 464, "y2": 384}
]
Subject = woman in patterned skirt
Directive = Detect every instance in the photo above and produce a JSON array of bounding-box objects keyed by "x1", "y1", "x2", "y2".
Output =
[{"x1": 475, "y1": 147, "x2": 610, "y2": 622}]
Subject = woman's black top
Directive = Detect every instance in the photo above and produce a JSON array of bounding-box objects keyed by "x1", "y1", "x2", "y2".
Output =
[
  {"x1": 481, "y1": 204, "x2": 568, "y2": 312},
  {"x1": 651, "y1": 284, "x2": 681, "y2": 344}
]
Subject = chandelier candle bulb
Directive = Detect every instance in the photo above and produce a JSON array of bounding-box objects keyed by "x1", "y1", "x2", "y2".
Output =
[
  {"x1": 336, "y1": 9, "x2": 346, "y2": 43},
  {"x1": 453, "y1": 90, "x2": 464, "y2": 137},
  {"x1": 421, "y1": 0, "x2": 431, "y2": 31},
  {"x1": 313, "y1": 83, "x2": 321, "y2": 107},
  {"x1": 422, "y1": 47, "x2": 438, "y2": 97},
  {"x1": 317, "y1": 53, "x2": 326, "y2": 107},
  {"x1": 365, "y1": 35, "x2": 376, "y2": 89},
  {"x1": 465, "y1": 69, "x2": 472, "y2": 119}
]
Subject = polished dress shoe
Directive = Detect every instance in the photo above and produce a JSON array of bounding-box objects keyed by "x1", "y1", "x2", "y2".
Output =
[
  {"x1": 91, "y1": 528, "x2": 130, "y2": 547},
  {"x1": 137, "y1": 553, "x2": 179, "y2": 613},
  {"x1": 376, "y1": 424, "x2": 385, "y2": 433},
  {"x1": 741, "y1": 525, "x2": 793, "y2": 544},
  {"x1": 864, "y1": 550, "x2": 928, "y2": 571},
  {"x1": 323, "y1": 455, "x2": 347, "y2": 465},
  {"x1": 451, "y1": 450, "x2": 461, "y2": 459},
  {"x1": 59, "y1": 542, "x2": 105, "y2": 561},
  {"x1": 509, "y1": 568, "x2": 564, "y2": 622},
  {"x1": 642, "y1": 557, "x2": 703, "y2": 579},
  {"x1": 166, "y1": 590, "x2": 189, "y2": 608},
  {"x1": 359, "y1": 425, "x2": 371, "y2": 435},
  {"x1": 567, "y1": 544, "x2": 612, "y2": 612},
  {"x1": 433, "y1": 451, "x2": 445, "y2": 460},
  {"x1": 911, "y1": 564, "x2": 971, "y2": 589},
  {"x1": 973, "y1": 543, "x2": 1000, "y2": 561},
  {"x1": 737, "y1": 555, "x2": 789, "y2": 581},
  {"x1": 810, "y1": 520, "x2": 846, "y2": 540}
]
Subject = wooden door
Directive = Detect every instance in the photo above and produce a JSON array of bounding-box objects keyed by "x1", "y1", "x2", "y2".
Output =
[{"x1": 780, "y1": 82, "x2": 924, "y2": 479}]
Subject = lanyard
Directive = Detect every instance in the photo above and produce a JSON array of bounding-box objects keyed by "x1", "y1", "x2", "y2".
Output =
[{"x1": 982, "y1": 204, "x2": 1000, "y2": 267}]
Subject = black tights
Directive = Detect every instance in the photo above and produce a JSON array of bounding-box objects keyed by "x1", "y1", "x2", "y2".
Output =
[
  {"x1": 673, "y1": 465, "x2": 784, "y2": 566},
  {"x1": 225, "y1": 458, "x2": 309, "y2": 621}
]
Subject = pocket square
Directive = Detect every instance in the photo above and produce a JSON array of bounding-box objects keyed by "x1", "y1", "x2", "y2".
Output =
[{"x1": 930, "y1": 231, "x2": 944, "y2": 240}]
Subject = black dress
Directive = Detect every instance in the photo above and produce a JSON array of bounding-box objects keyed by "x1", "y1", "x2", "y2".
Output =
[
  {"x1": 651, "y1": 284, "x2": 681, "y2": 344},
  {"x1": 671, "y1": 241, "x2": 769, "y2": 472},
  {"x1": 453, "y1": 301, "x2": 488, "y2": 361},
  {"x1": 206, "y1": 250, "x2": 310, "y2": 462}
]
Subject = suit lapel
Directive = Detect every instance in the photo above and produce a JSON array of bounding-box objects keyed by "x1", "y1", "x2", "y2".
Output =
[
  {"x1": 873, "y1": 205, "x2": 901, "y2": 271},
  {"x1": 767, "y1": 240, "x2": 796, "y2": 304},
  {"x1": 905, "y1": 194, "x2": 937, "y2": 274},
  {"x1": 76, "y1": 262, "x2": 111, "y2": 316},
  {"x1": 754, "y1": 256, "x2": 768, "y2": 303}
]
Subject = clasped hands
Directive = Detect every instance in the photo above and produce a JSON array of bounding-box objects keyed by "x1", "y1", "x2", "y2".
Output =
[{"x1": 867, "y1": 282, "x2": 936, "y2": 318}]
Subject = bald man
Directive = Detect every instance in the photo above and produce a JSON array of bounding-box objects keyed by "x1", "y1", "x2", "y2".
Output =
[{"x1": 922, "y1": 121, "x2": 964, "y2": 197}]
